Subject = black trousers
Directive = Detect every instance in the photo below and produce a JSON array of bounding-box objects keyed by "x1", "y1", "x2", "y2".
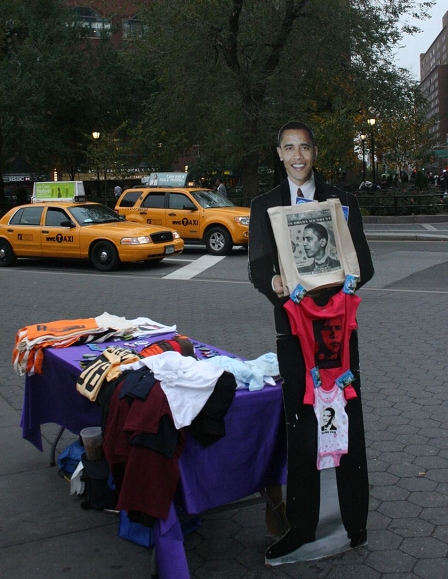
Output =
[{"x1": 277, "y1": 333, "x2": 369, "y2": 540}]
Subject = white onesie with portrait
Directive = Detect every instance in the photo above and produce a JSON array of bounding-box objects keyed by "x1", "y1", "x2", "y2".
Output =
[{"x1": 314, "y1": 384, "x2": 349, "y2": 470}]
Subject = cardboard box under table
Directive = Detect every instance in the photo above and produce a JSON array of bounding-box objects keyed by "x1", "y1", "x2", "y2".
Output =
[{"x1": 20, "y1": 333, "x2": 287, "y2": 579}]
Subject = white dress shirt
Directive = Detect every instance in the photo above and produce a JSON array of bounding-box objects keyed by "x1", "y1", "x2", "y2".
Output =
[
  {"x1": 288, "y1": 173, "x2": 316, "y2": 203},
  {"x1": 272, "y1": 174, "x2": 317, "y2": 293}
]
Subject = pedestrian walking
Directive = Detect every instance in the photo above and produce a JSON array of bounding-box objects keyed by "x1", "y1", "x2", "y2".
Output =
[
  {"x1": 215, "y1": 178, "x2": 227, "y2": 198},
  {"x1": 443, "y1": 170, "x2": 448, "y2": 194},
  {"x1": 114, "y1": 184, "x2": 123, "y2": 200}
]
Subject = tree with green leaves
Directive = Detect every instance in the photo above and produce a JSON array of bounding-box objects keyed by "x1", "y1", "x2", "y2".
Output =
[
  {"x1": 0, "y1": 0, "x2": 88, "y2": 200},
  {"x1": 134, "y1": 0, "x2": 435, "y2": 203},
  {"x1": 370, "y1": 105, "x2": 437, "y2": 177},
  {"x1": 0, "y1": 0, "x2": 437, "y2": 205},
  {"x1": 0, "y1": 0, "x2": 150, "y2": 202}
]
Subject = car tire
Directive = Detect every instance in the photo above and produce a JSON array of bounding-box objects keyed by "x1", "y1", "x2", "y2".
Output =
[
  {"x1": 90, "y1": 241, "x2": 120, "y2": 272},
  {"x1": 0, "y1": 239, "x2": 17, "y2": 266},
  {"x1": 205, "y1": 226, "x2": 232, "y2": 256}
]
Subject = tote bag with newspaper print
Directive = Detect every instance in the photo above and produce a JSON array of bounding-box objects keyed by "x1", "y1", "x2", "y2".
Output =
[{"x1": 267, "y1": 198, "x2": 360, "y2": 295}]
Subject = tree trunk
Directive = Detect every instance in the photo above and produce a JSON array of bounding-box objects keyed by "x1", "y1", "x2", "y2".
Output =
[
  {"x1": 241, "y1": 154, "x2": 260, "y2": 206},
  {"x1": 0, "y1": 129, "x2": 5, "y2": 203}
]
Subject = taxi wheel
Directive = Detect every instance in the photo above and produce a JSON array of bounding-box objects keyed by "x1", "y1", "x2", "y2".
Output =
[
  {"x1": 0, "y1": 239, "x2": 17, "y2": 266},
  {"x1": 90, "y1": 241, "x2": 120, "y2": 272},
  {"x1": 205, "y1": 226, "x2": 232, "y2": 256}
]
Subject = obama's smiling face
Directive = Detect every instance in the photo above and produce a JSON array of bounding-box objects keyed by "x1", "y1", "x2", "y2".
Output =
[{"x1": 277, "y1": 128, "x2": 318, "y2": 187}]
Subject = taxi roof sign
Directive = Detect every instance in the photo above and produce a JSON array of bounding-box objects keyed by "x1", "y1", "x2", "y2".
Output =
[
  {"x1": 141, "y1": 172, "x2": 191, "y2": 187},
  {"x1": 32, "y1": 181, "x2": 86, "y2": 203}
]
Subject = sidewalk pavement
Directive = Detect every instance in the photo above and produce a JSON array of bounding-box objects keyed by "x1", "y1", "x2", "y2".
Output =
[
  {"x1": 1, "y1": 229, "x2": 448, "y2": 579},
  {"x1": 363, "y1": 215, "x2": 448, "y2": 242}
]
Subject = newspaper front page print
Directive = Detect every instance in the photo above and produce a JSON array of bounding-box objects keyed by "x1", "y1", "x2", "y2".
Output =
[{"x1": 286, "y1": 208, "x2": 342, "y2": 276}]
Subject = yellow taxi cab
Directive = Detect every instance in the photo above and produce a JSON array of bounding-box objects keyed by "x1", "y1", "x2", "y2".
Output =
[
  {"x1": 0, "y1": 181, "x2": 184, "y2": 271},
  {"x1": 114, "y1": 172, "x2": 250, "y2": 255}
]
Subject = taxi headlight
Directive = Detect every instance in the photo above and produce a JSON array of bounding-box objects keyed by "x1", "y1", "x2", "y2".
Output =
[
  {"x1": 120, "y1": 236, "x2": 152, "y2": 245},
  {"x1": 173, "y1": 231, "x2": 181, "y2": 239},
  {"x1": 234, "y1": 216, "x2": 250, "y2": 226}
]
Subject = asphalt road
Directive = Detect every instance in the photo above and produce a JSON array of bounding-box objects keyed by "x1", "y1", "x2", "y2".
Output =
[
  {"x1": 1, "y1": 239, "x2": 448, "y2": 408},
  {"x1": 2, "y1": 238, "x2": 448, "y2": 578}
]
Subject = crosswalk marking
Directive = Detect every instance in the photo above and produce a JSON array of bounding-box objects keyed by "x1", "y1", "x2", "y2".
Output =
[{"x1": 163, "y1": 254, "x2": 226, "y2": 280}]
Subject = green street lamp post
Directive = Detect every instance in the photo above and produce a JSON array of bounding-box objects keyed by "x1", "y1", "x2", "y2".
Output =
[
  {"x1": 367, "y1": 118, "x2": 376, "y2": 183},
  {"x1": 92, "y1": 131, "x2": 101, "y2": 197},
  {"x1": 360, "y1": 133, "x2": 367, "y2": 181}
]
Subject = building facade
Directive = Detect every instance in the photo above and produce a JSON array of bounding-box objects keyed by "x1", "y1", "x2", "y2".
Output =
[
  {"x1": 419, "y1": 11, "x2": 448, "y2": 158},
  {"x1": 66, "y1": 1, "x2": 143, "y2": 43}
]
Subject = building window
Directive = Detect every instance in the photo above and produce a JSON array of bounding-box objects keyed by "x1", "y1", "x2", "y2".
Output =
[
  {"x1": 122, "y1": 18, "x2": 145, "y2": 39},
  {"x1": 71, "y1": 6, "x2": 111, "y2": 38}
]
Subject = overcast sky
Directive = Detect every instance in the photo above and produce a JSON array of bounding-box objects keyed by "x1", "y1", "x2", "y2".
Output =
[{"x1": 393, "y1": 1, "x2": 447, "y2": 79}]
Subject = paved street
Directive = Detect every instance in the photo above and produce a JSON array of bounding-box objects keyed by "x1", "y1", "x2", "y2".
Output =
[{"x1": 1, "y1": 232, "x2": 448, "y2": 578}]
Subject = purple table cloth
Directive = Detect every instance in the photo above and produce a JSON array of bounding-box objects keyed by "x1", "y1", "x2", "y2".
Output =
[{"x1": 20, "y1": 334, "x2": 287, "y2": 578}]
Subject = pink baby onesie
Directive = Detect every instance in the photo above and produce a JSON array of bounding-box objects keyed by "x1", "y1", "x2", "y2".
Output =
[{"x1": 314, "y1": 384, "x2": 349, "y2": 470}]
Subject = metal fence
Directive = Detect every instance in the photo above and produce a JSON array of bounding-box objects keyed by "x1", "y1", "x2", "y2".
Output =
[
  {"x1": 356, "y1": 190, "x2": 447, "y2": 217},
  {"x1": 227, "y1": 185, "x2": 448, "y2": 215}
]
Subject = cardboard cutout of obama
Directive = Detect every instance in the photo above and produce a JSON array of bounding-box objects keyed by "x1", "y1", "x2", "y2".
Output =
[{"x1": 248, "y1": 121, "x2": 374, "y2": 566}]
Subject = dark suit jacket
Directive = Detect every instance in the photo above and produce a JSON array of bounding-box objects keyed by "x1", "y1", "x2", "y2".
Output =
[{"x1": 248, "y1": 175, "x2": 374, "y2": 334}]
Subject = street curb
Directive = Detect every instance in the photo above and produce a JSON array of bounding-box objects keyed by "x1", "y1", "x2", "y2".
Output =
[
  {"x1": 366, "y1": 232, "x2": 448, "y2": 242},
  {"x1": 363, "y1": 215, "x2": 448, "y2": 224}
]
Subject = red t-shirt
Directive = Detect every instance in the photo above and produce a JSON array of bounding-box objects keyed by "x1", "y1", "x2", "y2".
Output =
[{"x1": 283, "y1": 291, "x2": 360, "y2": 405}]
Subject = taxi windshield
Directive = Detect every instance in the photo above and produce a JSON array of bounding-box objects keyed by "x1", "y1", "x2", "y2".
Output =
[
  {"x1": 68, "y1": 204, "x2": 123, "y2": 225},
  {"x1": 191, "y1": 190, "x2": 234, "y2": 209}
]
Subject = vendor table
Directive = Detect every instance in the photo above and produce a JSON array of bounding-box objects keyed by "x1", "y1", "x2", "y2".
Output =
[{"x1": 20, "y1": 333, "x2": 287, "y2": 579}]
